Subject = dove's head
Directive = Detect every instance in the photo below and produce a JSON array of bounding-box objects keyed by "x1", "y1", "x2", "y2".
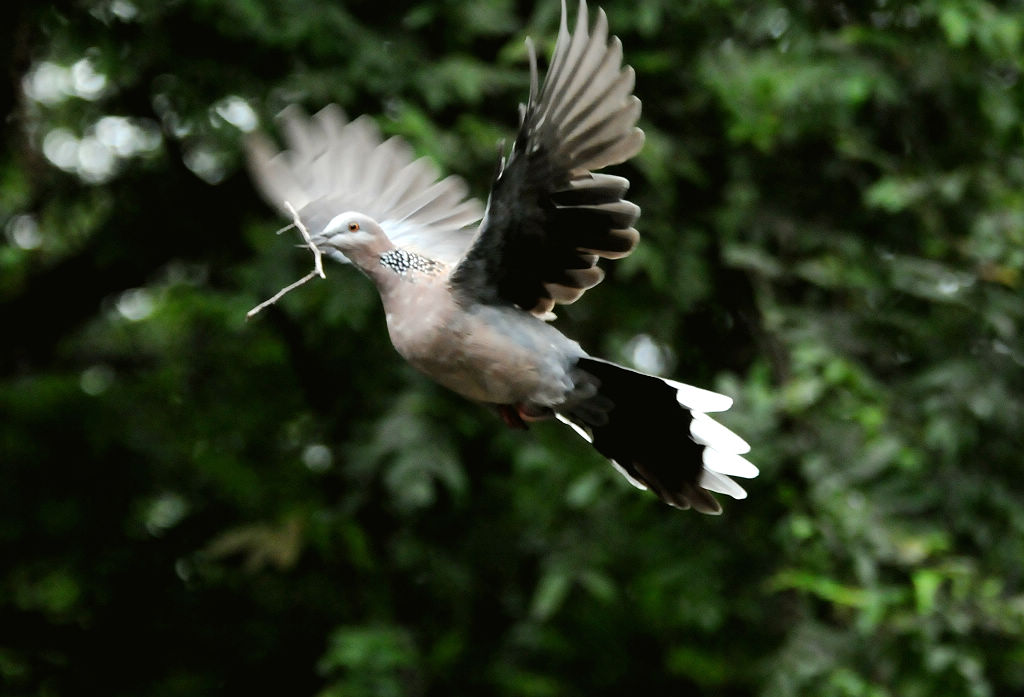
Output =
[
  {"x1": 320, "y1": 212, "x2": 388, "y2": 253},
  {"x1": 317, "y1": 212, "x2": 396, "y2": 271}
]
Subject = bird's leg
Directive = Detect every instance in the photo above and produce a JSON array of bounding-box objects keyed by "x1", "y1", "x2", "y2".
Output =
[
  {"x1": 497, "y1": 403, "x2": 554, "y2": 429},
  {"x1": 517, "y1": 403, "x2": 554, "y2": 421},
  {"x1": 497, "y1": 404, "x2": 528, "y2": 430}
]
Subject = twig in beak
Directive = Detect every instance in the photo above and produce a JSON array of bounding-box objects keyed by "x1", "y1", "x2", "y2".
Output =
[{"x1": 246, "y1": 201, "x2": 326, "y2": 319}]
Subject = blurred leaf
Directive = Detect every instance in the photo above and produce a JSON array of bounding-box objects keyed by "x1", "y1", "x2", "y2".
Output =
[
  {"x1": 201, "y1": 514, "x2": 305, "y2": 572},
  {"x1": 530, "y1": 570, "x2": 572, "y2": 621},
  {"x1": 317, "y1": 625, "x2": 420, "y2": 697}
]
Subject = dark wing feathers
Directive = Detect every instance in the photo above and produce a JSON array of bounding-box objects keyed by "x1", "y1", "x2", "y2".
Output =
[{"x1": 450, "y1": 0, "x2": 644, "y2": 316}]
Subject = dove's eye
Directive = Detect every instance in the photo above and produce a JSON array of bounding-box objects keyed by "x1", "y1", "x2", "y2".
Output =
[{"x1": 347, "y1": 221, "x2": 360, "y2": 232}]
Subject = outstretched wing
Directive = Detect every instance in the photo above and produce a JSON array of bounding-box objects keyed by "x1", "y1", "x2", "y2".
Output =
[
  {"x1": 246, "y1": 104, "x2": 484, "y2": 264},
  {"x1": 450, "y1": 0, "x2": 644, "y2": 317}
]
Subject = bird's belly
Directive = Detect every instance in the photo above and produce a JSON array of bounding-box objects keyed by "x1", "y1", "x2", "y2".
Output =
[
  {"x1": 402, "y1": 328, "x2": 537, "y2": 404},
  {"x1": 386, "y1": 305, "x2": 573, "y2": 405}
]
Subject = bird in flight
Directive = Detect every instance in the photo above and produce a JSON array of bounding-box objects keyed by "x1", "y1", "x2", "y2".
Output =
[{"x1": 245, "y1": 0, "x2": 756, "y2": 513}]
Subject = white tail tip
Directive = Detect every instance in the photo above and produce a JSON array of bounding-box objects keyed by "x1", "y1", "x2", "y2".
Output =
[
  {"x1": 555, "y1": 413, "x2": 593, "y2": 443},
  {"x1": 702, "y1": 448, "x2": 759, "y2": 479},
  {"x1": 669, "y1": 380, "x2": 734, "y2": 412},
  {"x1": 689, "y1": 412, "x2": 751, "y2": 455},
  {"x1": 699, "y1": 469, "x2": 748, "y2": 499}
]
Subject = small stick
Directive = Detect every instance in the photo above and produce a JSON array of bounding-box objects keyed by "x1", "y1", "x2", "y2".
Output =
[
  {"x1": 286, "y1": 200, "x2": 326, "y2": 282},
  {"x1": 246, "y1": 202, "x2": 326, "y2": 319}
]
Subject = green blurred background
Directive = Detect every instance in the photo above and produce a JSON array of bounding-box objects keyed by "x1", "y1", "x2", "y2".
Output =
[{"x1": 2, "y1": 1, "x2": 1023, "y2": 695}]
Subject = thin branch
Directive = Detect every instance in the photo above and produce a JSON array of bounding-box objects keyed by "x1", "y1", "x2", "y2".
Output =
[
  {"x1": 285, "y1": 200, "x2": 326, "y2": 280},
  {"x1": 246, "y1": 202, "x2": 326, "y2": 320}
]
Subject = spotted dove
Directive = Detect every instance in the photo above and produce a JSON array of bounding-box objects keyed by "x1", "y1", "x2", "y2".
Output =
[{"x1": 245, "y1": 0, "x2": 757, "y2": 513}]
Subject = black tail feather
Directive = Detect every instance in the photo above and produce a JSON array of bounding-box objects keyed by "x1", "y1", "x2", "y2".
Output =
[{"x1": 560, "y1": 357, "x2": 740, "y2": 513}]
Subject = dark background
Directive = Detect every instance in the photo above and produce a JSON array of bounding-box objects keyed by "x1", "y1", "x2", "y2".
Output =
[{"x1": 3, "y1": 1, "x2": 1023, "y2": 695}]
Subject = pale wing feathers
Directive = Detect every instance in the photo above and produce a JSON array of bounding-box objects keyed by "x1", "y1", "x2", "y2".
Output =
[
  {"x1": 245, "y1": 104, "x2": 484, "y2": 264},
  {"x1": 530, "y1": 0, "x2": 644, "y2": 177}
]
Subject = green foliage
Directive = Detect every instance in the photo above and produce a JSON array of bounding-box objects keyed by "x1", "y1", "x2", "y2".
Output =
[{"x1": 2, "y1": 0, "x2": 1023, "y2": 696}]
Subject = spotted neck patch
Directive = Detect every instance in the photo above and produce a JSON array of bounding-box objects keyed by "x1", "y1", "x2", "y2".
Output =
[{"x1": 379, "y1": 248, "x2": 443, "y2": 277}]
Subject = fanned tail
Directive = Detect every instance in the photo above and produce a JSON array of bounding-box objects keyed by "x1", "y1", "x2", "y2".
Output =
[{"x1": 558, "y1": 358, "x2": 756, "y2": 513}]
